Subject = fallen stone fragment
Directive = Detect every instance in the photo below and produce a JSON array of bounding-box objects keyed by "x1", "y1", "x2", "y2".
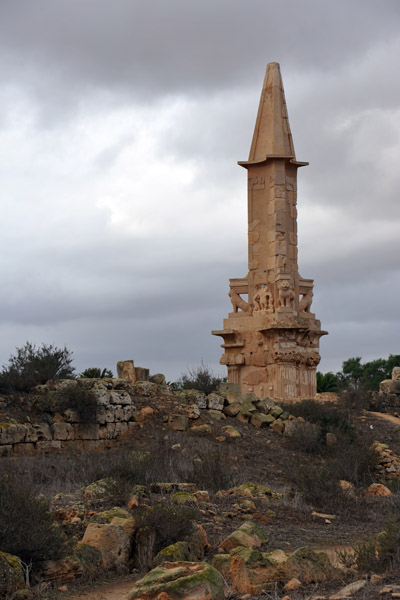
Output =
[
  {"x1": 284, "y1": 577, "x2": 301, "y2": 591},
  {"x1": 251, "y1": 412, "x2": 274, "y2": 428},
  {"x1": 207, "y1": 393, "x2": 225, "y2": 411},
  {"x1": 128, "y1": 561, "x2": 224, "y2": 600},
  {"x1": 218, "y1": 520, "x2": 267, "y2": 552},
  {"x1": 329, "y1": 579, "x2": 366, "y2": 599},
  {"x1": 190, "y1": 423, "x2": 212, "y2": 435},
  {"x1": 366, "y1": 483, "x2": 392, "y2": 497},
  {"x1": 222, "y1": 425, "x2": 241, "y2": 438}
]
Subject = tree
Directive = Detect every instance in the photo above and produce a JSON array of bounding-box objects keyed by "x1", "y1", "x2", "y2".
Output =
[
  {"x1": 337, "y1": 354, "x2": 400, "y2": 392},
  {"x1": 0, "y1": 342, "x2": 75, "y2": 392},
  {"x1": 316, "y1": 371, "x2": 339, "y2": 393}
]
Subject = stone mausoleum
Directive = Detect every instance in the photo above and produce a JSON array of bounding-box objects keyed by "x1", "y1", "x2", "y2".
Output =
[{"x1": 212, "y1": 63, "x2": 327, "y2": 401}]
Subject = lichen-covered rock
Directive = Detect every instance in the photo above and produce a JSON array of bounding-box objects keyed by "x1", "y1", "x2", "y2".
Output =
[
  {"x1": 74, "y1": 543, "x2": 103, "y2": 578},
  {"x1": 229, "y1": 547, "x2": 283, "y2": 595},
  {"x1": 0, "y1": 423, "x2": 27, "y2": 445},
  {"x1": 269, "y1": 406, "x2": 284, "y2": 419},
  {"x1": 239, "y1": 401, "x2": 257, "y2": 417},
  {"x1": 366, "y1": 483, "x2": 392, "y2": 497},
  {"x1": 150, "y1": 483, "x2": 198, "y2": 495},
  {"x1": 84, "y1": 477, "x2": 116, "y2": 500},
  {"x1": 223, "y1": 403, "x2": 242, "y2": 417},
  {"x1": 222, "y1": 425, "x2": 241, "y2": 438},
  {"x1": 283, "y1": 546, "x2": 340, "y2": 584},
  {"x1": 270, "y1": 418, "x2": 285, "y2": 434},
  {"x1": 172, "y1": 492, "x2": 198, "y2": 505},
  {"x1": 218, "y1": 520, "x2": 268, "y2": 552},
  {"x1": 0, "y1": 551, "x2": 24, "y2": 596},
  {"x1": 168, "y1": 414, "x2": 189, "y2": 431},
  {"x1": 190, "y1": 423, "x2": 212, "y2": 435},
  {"x1": 221, "y1": 482, "x2": 282, "y2": 501},
  {"x1": 128, "y1": 561, "x2": 224, "y2": 600},
  {"x1": 91, "y1": 507, "x2": 132, "y2": 523},
  {"x1": 153, "y1": 542, "x2": 193, "y2": 566},
  {"x1": 212, "y1": 554, "x2": 231, "y2": 579},
  {"x1": 207, "y1": 394, "x2": 225, "y2": 411},
  {"x1": 251, "y1": 413, "x2": 273, "y2": 428}
]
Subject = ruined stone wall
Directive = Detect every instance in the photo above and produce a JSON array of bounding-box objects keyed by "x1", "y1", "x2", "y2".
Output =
[
  {"x1": 0, "y1": 379, "x2": 139, "y2": 457},
  {"x1": 375, "y1": 367, "x2": 400, "y2": 414}
]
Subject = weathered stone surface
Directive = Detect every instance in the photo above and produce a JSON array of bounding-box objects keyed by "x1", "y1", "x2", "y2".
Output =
[
  {"x1": 150, "y1": 373, "x2": 166, "y2": 385},
  {"x1": 128, "y1": 561, "x2": 224, "y2": 600},
  {"x1": 81, "y1": 522, "x2": 132, "y2": 571},
  {"x1": 117, "y1": 360, "x2": 136, "y2": 384},
  {"x1": 366, "y1": 483, "x2": 392, "y2": 497},
  {"x1": 212, "y1": 554, "x2": 231, "y2": 579},
  {"x1": 270, "y1": 418, "x2": 284, "y2": 434},
  {"x1": 0, "y1": 551, "x2": 25, "y2": 596},
  {"x1": 222, "y1": 425, "x2": 241, "y2": 438},
  {"x1": 207, "y1": 394, "x2": 225, "y2": 411},
  {"x1": 39, "y1": 557, "x2": 82, "y2": 583},
  {"x1": 84, "y1": 478, "x2": 115, "y2": 500},
  {"x1": 0, "y1": 423, "x2": 27, "y2": 445},
  {"x1": 223, "y1": 402, "x2": 242, "y2": 417},
  {"x1": 212, "y1": 63, "x2": 326, "y2": 401},
  {"x1": 251, "y1": 412, "x2": 273, "y2": 428},
  {"x1": 91, "y1": 507, "x2": 132, "y2": 523},
  {"x1": 154, "y1": 542, "x2": 193, "y2": 566},
  {"x1": 52, "y1": 422, "x2": 74, "y2": 441},
  {"x1": 219, "y1": 521, "x2": 267, "y2": 552},
  {"x1": 190, "y1": 423, "x2": 212, "y2": 435},
  {"x1": 168, "y1": 414, "x2": 189, "y2": 431}
]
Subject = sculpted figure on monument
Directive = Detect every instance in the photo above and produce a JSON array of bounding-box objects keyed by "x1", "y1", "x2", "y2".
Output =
[
  {"x1": 299, "y1": 290, "x2": 313, "y2": 313},
  {"x1": 253, "y1": 285, "x2": 274, "y2": 313},
  {"x1": 229, "y1": 288, "x2": 250, "y2": 313},
  {"x1": 277, "y1": 280, "x2": 294, "y2": 308}
]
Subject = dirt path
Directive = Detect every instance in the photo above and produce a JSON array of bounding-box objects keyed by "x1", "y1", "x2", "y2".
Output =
[
  {"x1": 66, "y1": 577, "x2": 136, "y2": 600},
  {"x1": 369, "y1": 411, "x2": 400, "y2": 426}
]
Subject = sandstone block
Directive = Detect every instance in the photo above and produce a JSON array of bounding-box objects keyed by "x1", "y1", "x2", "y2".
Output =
[
  {"x1": 168, "y1": 414, "x2": 189, "y2": 431},
  {"x1": 81, "y1": 522, "x2": 131, "y2": 571},
  {"x1": 53, "y1": 422, "x2": 74, "y2": 441},
  {"x1": 109, "y1": 390, "x2": 132, "y2": 405},
  {"x1": 73, "y1": 424, "x2": 99, "y2": 440},
  {"x1": 270, "y1": 418, "x2": 284, "y2": 434},
  {"x1": 36, "y1": 440, "x2": 62, "y2": 451},
  {"x1": 117, "y1": 360, "x2": 136, "y2": 384},
  {"x1": 218, "y1": 521, "x2": 267, "y2": 552},
  {"x1": 39, "y1": 557, "x2": 82, "y2": 583},
  {"x1": 222, "y1": 425, "x2": 241, "y2": 438},
  {"x1": 224, "y1": 402, "x2": 242, "y2": 417},
  {"x1": 207, "y1": 394, "x2": 225, "y2": 411},
  {"x1": 25, "y1": 423, "x2": 52, "y2": 443},
  {"x1": 0, "y1": 424, "x2": 27, "y2": 445},
  {"x1": 251, "y1": 413, "x2": 273, "y2": 428}
]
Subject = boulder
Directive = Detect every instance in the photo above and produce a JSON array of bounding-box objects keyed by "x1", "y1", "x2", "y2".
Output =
[
  {"x1": 39, "y1": 556, "x2": 82, "y2": 583},
  {"x1": 251, "y1": 413, "x2": 273, "y2": 428},
  {"x1": 283, "y1": 546, "x2": 340, "y2": 584},
  {"x1": 218, "y1": 520, "x2": 267, "y2": 552},
  {"x1": 150, "y1": 373, "x2": 166, "y2": 385},
  {"x1": 0, "y1": 551, "x2": 25, "y2": 597},
  {"x1": 128, "y1": 561, "x2": 224, "y2": 600},
  {"x1": 222, "y1": 425, "x2": 241, "y2": 438},
  {"x1": 229, "y1": 547, "x2": 283, "y2": 595},
  {"x1": 81, "y1": 521, "x2": 132, "y2": 571},
  {"x1": 270, "y1": 418, "x2": 285, "y2": 434},
  {"x1": 84, "y1": 478, "x2": 115, "y2": 500},
  {"x1": 212, "y1": 554, "x2": 231, "y2": 579},
  {"x1": 190, "y1": 424, "x2": 212, "y2": 435},
  {"x1": 366, "y1": 483, "x2": 392, "y2": 497},
  {"x1": 223, "y1": 402, "x2": 242, "y2": 417},
  {"x1": 153, "y1": 542, "x2": 193, "y2": 566}
]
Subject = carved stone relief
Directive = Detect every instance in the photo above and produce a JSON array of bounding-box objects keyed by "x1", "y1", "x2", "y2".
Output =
[{"x1": 253, "y1": 285, "x2": 274, "y2": 314}]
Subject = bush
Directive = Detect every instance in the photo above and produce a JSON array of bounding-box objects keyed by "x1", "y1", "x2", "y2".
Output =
[
  {"x1": 0, "y1": 476, "x2": 69, "y2": 566},
  {"x1": 134, "y1": 501, "x2": 197, "y2": 571},
  {"x1": 0, "y1": 342, "x2": 75, "y2": 392},
  {"x1": 80, "y1": 367, "x2": 113, "y2": 378},
  {"x1": 175, "y1": 361, "x2": 225, "y2": 395},
  {"x1": 286, "y1": 421, "x2": 321, "y2": 453},
  {"x1": 345, "y1": 519, "x2": 400, "y2": 573},
  {"x1": 282, "y1": 399, "x2": 354, "y2": 440},
  {"x1": 56, "y1": 383, "x2": 98, "y2": 423}
]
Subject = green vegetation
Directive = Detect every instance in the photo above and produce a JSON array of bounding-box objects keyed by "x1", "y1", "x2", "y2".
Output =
[
  {"x1": 80, "y1": 367, "x2": 113, "y2": 378},
  {"x1": 0, "y1": 341, "x2": 75, "y2": 393},
  {"x1": 0, "y1": 476, "x2": 69, "y2": 566},
  {"x1": 175, "y1": 361, "x2": 225, "y2": 395}
]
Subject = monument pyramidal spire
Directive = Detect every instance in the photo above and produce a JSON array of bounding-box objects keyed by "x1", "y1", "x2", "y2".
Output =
[{"x1": 212, "y1": 62, "x2": 327, "y2": 401}]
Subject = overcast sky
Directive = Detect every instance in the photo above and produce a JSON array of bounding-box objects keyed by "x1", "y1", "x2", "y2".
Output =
[{"x1": 0, "y1": 0, "x2": 399, "y2": 380}]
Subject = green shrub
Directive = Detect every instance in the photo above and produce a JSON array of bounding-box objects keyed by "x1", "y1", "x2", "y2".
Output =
[
  {"x1": 80, "y1": 367, "x2": 113, "y2": 378},
  {"x1": 347, "y1": 519, "x2": 400, "y2": 573},
  {"x1": 0, "y1": 476, "x2": 69, "y2": 566},
  {"x1": 175, "y1": 361, "x2": 225, "y2": 395},
  {"x1": 282, "y1": 399, "x2": 354, "y2": 440},
  {"x1": 0, "y1": 342, "x2": 75, "y2": 393}
]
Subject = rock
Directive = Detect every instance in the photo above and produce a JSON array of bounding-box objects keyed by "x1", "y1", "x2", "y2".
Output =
[
  {"x1": 180, "y1": 390, "x2": 207, "y2": 409},
  {"x1": 81, "y1": 521, "x2": 132, "y2": 571},
  {"x1": 128, "y1": 561, "x2": 224, "y2": 600},
  {"x1": 256, "y1": 399, "x2": 275, "y2": 413},
  {"x1": 218, "y1": 520, "x2": 267, "y2": 552},
  {"x1": 39, "y1": 557, "x2": 83, "y2": 583},
  {"x1": 84, "y1": 478, "x2": 115, "y2": 500},
  {"x1": 0, "y1": 551, "x2": 25, "y2": 597},
  {"x1": 284, "y1": 577, "x2": 301, "y2": 591},
  {"x1": 393, "y1": 367, "x2": 400, "y2": 380},
  {"x1": 207, "y1": 394, "x2": 225, "y2": 411},
  {"x1": 208, "y1": 410, "x2": 226, "y2": 421},
  {"x1": 366, "y1": 483, "x2": 392, "y2": 497},
  {"x1": 194, "y1": 490, "x2": 210, "y2": 502},
  {"x1": 0, "y1": 423, "x2": 27, "y2": 445},
  {"x1": 168, "y1": 414, "x2": 189, "y2": 431},
  {"x1": 117, "y1": 360, "x2": 136, "y2": 384},
  {"x1": 190, "y1": 423, "x2": 212, "y2": 435},
  {"x1": 339, "y1": 480, "x2": 355, "y2": 497},
  {"x1": 270, "y1": 406, "x2": 284, "y2": 419},
  {"x1": 154, "y1": 542, "x2": 194, "y2": 566},
  {"x1": 212, "y1": 554, "x2": 231, "y2": 579},
  {"x1": 74, "y1": 543, "x2": 103, "y2": 578},
  {"x1": 172, "y1": 492, "x2": 198, "y2": 505},
  {"x1": 222, "y1": 425, "x2": 241, "y2": 438},
  {"x1": 150, "y1": 483, "x2": 198, "y2": 494},
  {"x1": 251, "y1": 413, "x2": 273, "y2": 428},
  {"x1": 329, "y1": 580, "x2": 366, "y2": 599},
  {"x1": 284, "y1": 546, "x2": 340, "y2": 584},
  {"x1": 91, "y1": 507, "x2": 132, "y2": 523},
  {"x1": 223, "y1": 403, "x2": 242, "y2": 417},
  {"x1": 270, "y1": 418, "x2": 284, "y2": 434},
  {"x1": 229, "y1": 547, "x2": 283, "y2": 595},
  {"x1": 150, "y1": 373, "x2": 166, "y2": 385},
  {"x1": 239, "y1": 401, "x2": 257, "y2": 417}
]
